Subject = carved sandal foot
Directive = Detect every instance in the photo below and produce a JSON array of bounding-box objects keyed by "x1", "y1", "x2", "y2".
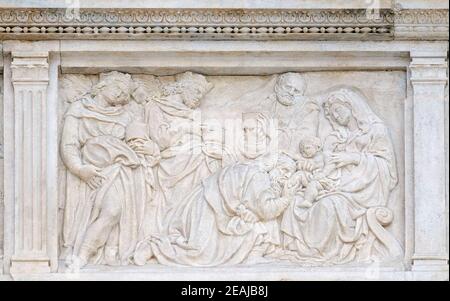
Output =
[{"x1": 104, "y1": 247, "x2": 120, "y2": 266}]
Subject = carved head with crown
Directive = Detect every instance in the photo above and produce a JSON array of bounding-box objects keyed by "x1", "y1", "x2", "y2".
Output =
[
  {"x1": 162, "y1": 71, "x2": 214, "y2": 109},
  {"x1": 91, "y1": 71, "x2": 135, "y2": 107}
]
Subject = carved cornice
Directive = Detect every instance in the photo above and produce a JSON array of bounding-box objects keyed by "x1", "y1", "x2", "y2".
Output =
[{"x1": 0, "y1": 8, "x2": 447, "y2": 40}]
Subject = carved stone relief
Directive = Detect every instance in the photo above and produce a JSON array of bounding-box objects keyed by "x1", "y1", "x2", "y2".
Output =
[{"x1": 58, "y1": 70, "x2": 405, "y2": 271}]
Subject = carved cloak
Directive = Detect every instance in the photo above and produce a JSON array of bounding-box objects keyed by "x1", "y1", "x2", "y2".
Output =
[
  {"x1": 147, "y1": 163, "x2": 287, "y2": 266},
  {"x1": 61, "y1": 98, "x2": 147, "y2": 265}
]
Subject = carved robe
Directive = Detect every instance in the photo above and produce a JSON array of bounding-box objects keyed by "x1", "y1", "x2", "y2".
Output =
[
  {"x1": 143, "y1": 97, "x2": 222, "y2": 235},
  {"x1": 143, "y1": 96, "x2": 194, "y2": 150},
  {"x1": 61, "y1": 97, "x2": 147, "y2": 264},
  {"x1": 147, "y1": 163, "x2": 289, "y2": 266}
]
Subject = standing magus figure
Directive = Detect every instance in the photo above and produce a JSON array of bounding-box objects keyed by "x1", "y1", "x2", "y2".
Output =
[{"x1": 60, "y1": 71, "x2": 156, "y2": 271}]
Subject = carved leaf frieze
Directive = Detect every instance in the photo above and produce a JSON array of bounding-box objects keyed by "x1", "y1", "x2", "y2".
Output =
[{"x1": 58, "y1": 71, "x2": 404, "y2": 271}]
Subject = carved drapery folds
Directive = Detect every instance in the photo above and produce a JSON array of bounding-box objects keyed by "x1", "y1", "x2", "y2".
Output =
[{"x1": 58, "y1": 71, "x2": 403, "y2": 271}]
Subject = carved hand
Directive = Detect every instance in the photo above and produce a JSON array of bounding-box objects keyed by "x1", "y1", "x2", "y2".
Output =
[
  {"x1": 134, "y1": 140, "x2": 159, "y2": 156},
  {"x1": 276, "y1": 197, "x2": 294, "y2": 215},
  {"x1": 240, "y1": 209, "x2": 259, "y2": 223},
  {"x1": 288, "y1": 172, "x2": 306, "y2": 189},
  {"x1": 282, "y1": 179, "x2": 297, "y2": 198},
  {"x1": 319, "y1": 178, "x2": 336, "y2": 191},
  {"x1": 329, "y1": 152, "x2": 361, "y2": 168},
  {"x1": 147, "y1": 154, "x2": 161, "y2": 167},
  {"x1": 236, "y1": 204, "x2": 259, "y2": 223}
]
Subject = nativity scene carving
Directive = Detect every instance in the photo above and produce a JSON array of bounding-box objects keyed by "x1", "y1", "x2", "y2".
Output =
[{"x1": 58, "y1": 71, "x2": 403, "y2": 271}]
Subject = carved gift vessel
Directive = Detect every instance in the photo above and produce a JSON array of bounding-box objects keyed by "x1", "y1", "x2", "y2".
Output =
[{"x1": 0, "y1": 0, "x2": 448, "y2": 281}]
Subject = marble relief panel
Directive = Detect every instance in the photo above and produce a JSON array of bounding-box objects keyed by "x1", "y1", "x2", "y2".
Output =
[{"x1": 57, "y1": 70, "x2": 406, "y2": 271}]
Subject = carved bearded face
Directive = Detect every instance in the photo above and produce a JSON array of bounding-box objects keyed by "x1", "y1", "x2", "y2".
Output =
[
  {"x1": 275, "y1": 73, "x2": 306, "y2": 106},
  {"x1": 161, "y1": 72, "x2": 212, "y2": 109},
  {"x1": 269, "y1": 155, "x2": 296, "y2": 186}
]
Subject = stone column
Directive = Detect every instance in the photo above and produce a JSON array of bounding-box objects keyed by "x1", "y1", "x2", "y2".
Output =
[
  {"x1": 3, "y1": 51, "x2": 58, "y2": 273},
  {"x1": 409, "y1": 51, "x2": 449, "y2": 270}
]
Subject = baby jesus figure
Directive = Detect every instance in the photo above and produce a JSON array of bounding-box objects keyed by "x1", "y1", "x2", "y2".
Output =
[{"x1": 290, "y1": 136, "x2": 338, "y2": 208}]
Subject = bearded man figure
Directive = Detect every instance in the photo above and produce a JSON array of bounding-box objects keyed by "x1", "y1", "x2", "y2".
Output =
[{"x1": 138, "y1": 72, "x2": 216, "y2": 236}]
